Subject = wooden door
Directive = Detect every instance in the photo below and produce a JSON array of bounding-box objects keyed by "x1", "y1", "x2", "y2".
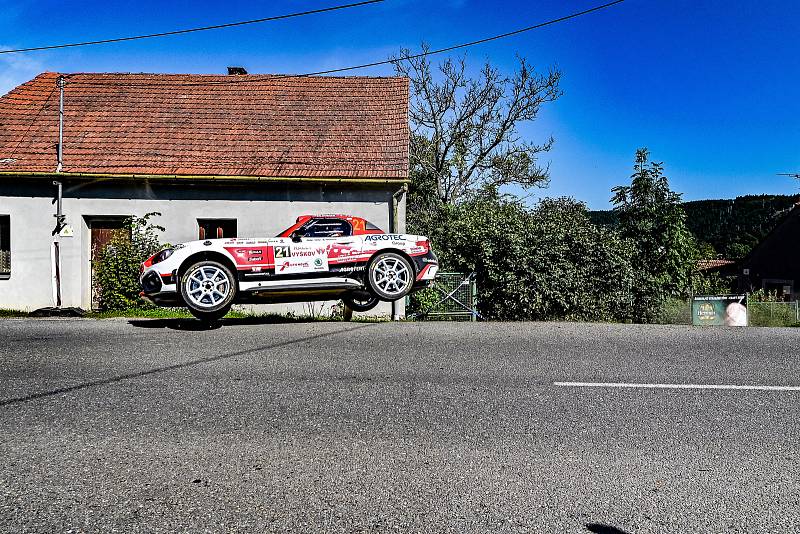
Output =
[{"x1": 90, "y1": 219, "x2": 129, "y2": 309}]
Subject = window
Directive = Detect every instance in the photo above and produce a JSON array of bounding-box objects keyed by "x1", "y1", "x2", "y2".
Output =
[
  {"x1": 0, "y1": 215, "x2": 9, "y2": 278},
  {"x1": 365, "y1": 219, "x2": 383, "y2": 231},
  {"x1": 299, "y1": 218, "x2": 352, "y2": 238},
  {"x1": 198, "y1": 219, "x2": 237, "y2": 240}
]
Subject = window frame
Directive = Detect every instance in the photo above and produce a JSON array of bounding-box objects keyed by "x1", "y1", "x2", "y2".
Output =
[{"x1": 197, "y1": 218, "x2": 238, "y2": 240}]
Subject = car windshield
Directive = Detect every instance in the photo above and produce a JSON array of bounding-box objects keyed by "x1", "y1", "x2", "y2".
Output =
[{"x1": 277, "y1": 218, "x2": 353, "y2": 238}]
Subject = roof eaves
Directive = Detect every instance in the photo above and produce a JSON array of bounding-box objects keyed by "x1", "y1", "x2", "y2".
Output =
[{"x1": 0, "y1": 170, "x2": 410, "y2": 184}]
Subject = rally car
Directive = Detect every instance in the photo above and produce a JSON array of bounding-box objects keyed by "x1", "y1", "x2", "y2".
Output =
[{"x1": 139, "y1": 215, "x2": 439, "y2": 321}]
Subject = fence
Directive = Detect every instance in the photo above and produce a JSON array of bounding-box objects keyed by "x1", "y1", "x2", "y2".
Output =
[
  {"x1": 658, "y1": 298, "x2": 799, "y2": 327},
  {"x1": 408, "y1": 272, "x2": 480, "y2": 321},
  {"x1": 748, "y1": 301, "x2": 800, "y2": 327}
]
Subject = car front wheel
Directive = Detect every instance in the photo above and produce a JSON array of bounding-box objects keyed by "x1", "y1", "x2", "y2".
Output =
[
  {"x1": 366, "y1": 252, "x2": 414, "y2": 301},
  {"x1": 179, "y1": 260, "x2": 237, "y2": 321}
]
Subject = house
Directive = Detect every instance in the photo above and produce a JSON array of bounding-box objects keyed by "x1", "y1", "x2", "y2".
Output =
[
  {"x1": 736, "y1": 202, "x2": 800, "y2": 300},
  {"x1": 0, "y1": 71, "x2": 409, "y2": 313}
]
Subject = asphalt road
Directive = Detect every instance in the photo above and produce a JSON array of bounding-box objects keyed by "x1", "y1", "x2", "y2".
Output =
[{"x1": 1, "y1": 318, "x2": 799, "y2": 533}]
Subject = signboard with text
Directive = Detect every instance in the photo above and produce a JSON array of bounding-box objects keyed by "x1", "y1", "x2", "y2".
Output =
[{"x1": 692, "y1": 295, "x2": 748, "y2": 326}]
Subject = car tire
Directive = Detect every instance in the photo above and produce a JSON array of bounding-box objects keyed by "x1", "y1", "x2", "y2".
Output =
[
  {"x1": 366, "y1": 252, "x2": 414, "y2": 301},
  {"x1": 179, "y1": 260, "x2": 237, "y2": 322},
  {"x1": 343, "y1": 292, "x2": 380, "y2": 312}
]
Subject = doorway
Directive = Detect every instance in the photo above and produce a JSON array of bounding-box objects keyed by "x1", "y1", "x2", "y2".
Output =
[{"x1": 88, "y1": 217, "x2": 129, "y2": 309}]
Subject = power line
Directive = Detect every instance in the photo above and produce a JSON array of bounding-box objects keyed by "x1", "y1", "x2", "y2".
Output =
[
  {"x1": 0, "y1": 0, "x2": 384, "y2": 55},
  {"x1": 306, "y1": 0, "x2": 625, "y2": 77},
  {"x1": 64, "y1": 0, "x2": 625, "y2": 88}
]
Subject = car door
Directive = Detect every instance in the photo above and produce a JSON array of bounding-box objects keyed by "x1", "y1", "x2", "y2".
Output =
[
  {"x1": 269, "y1": 218, "x2": 344, "y2": 276},
  {"x1": 293, "y1": 218, "x2": 363, "y2": 274}
]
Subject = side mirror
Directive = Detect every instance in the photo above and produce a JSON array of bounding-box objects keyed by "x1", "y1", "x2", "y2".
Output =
[{"x1": 290, "y1": 231, "x2": 302, "y2": 243}]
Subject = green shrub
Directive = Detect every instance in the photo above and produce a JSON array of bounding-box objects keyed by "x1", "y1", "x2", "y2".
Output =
[
  {"x1": 655, "y1": 298, "x2": 691, "y2": 325},
  {"x1": 423, "y1": 196, "x2": 637, "y2": 321},
  {"x1": 94, "y1": 213, "x2": 167, "y2": 310},
  {"x1": 748, "y1": 301, "x2": 800, "y2": 327}
]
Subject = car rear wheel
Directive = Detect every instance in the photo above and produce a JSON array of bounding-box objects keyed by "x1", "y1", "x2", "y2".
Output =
[
  {"x1": 366, "y1": 252, "x2": 414, "y2": 301},
  {"x1": 342, "y1": 292, "x2": 380, "y2": 312},
  {"x1": 179, "y1": 260, "x2": 236, "y2": 321}
]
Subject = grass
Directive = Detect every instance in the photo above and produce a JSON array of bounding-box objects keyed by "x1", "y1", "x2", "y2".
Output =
[{"x1": 0, "y1": 309, "x2": 29, "y2": 318}]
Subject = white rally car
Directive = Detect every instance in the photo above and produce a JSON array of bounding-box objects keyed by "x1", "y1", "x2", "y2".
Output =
[{"x1": 139, "y1": 214, "x2": 439, "y2": 321}]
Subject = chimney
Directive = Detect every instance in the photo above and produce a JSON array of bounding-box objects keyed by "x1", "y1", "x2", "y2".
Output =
[{"x1": 227, "y1": 67, "x2": 248, "y2": 75}]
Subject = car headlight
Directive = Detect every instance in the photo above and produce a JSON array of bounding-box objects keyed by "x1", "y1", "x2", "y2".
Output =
[{"x1": 152, "y1": 248, "x2": 174, "y2": 265}]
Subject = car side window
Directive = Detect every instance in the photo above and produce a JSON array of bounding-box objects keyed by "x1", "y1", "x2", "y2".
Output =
[{"x1": 300, "y1": 218, "x2": 352, "y2": 238}]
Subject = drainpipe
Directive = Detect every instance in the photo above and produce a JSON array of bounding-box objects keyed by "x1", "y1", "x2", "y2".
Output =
[{"x1": 390, "y1": 184, "x2": 408, "y2": 321}]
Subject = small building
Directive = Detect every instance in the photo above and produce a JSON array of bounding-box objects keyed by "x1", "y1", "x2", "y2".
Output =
[
  {"x1": 0, "y1": 71, "x2": 409, "y2": 312},
  {"x1": 737, "y1": 203, "x2": 800, "y2": 300}
]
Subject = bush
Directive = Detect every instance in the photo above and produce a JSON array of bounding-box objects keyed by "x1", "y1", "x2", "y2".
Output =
[
  {"x1": 748, "y1": 300, "x2": 800, "y2": 327},
  {"x1": 421, "y1": 196, "x2": 637, "y2": 321},
  {"x1": 94, "y1": 213, "x2": 167, "y2": 310},
  {"x1": 654, "y1": 297, "x2": 691, "y2": 325}
]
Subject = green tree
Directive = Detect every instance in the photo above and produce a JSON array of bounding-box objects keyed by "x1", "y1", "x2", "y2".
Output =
[
  {"x1": 416, "y1": 195, "x2": 636, "y2": 321},
  {"x1": 612, "y1": 149, "x2": 697, "y2": 321},
  {"x1": 392, "y1": 48, "x2": 562, "y2": 236},
  {"x1": 94, "y1": 212, "x2": 167, "y2": 310}
]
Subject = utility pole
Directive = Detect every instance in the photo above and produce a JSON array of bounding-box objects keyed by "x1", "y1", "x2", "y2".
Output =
[
  {"x1": 52, "y1": 75, "x2": 66, "y2": 307},
  {"x1": 56, "y1": 75, "x2": 65, "y2": 173}
]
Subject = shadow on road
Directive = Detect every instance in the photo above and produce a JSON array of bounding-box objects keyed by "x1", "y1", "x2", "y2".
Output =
[
  {"x1": 586, "y1": 524, "x2": 632, "y2": 534},
  {"x1": 0, "y1": 323, "x2": 375, "y2": 408},
  {"x1": 128, "y1": 316, "x2": 348, "y2": 330}
]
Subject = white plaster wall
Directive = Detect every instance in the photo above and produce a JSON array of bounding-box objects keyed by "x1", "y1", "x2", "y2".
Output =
[{"x1": 0, "y1": 180, "x2": 406, "y2": 317}]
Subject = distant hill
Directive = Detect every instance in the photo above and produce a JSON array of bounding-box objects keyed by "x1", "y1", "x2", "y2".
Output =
[{"x1": 589, "y1": 194, "x2": 800, "y2": 258}]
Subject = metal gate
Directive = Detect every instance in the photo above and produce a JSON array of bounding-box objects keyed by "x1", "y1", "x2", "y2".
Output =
[{"x1": 409, "y1": 272, "x2": 481, "y2": 321}]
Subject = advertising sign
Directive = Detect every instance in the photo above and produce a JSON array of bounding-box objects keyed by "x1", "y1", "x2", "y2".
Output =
[{"x1": 692, "y1": 295, "x2": 748, "y2": 326}]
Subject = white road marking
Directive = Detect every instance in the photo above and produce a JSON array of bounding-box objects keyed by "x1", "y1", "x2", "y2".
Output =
[{"x1": 553, "y1": 381, "x2": 800, "y2": 392}]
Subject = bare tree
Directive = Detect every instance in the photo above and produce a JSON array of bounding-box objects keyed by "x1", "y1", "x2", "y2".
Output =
[{"x1": 392, "y1": 46, "x2": 562, "y2": 207}]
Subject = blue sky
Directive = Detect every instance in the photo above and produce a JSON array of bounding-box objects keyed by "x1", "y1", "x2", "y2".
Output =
[{"x1": 1, "y1": 0, "x2": 798, "y2": 208}]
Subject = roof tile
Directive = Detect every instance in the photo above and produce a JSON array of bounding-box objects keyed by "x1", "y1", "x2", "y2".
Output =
[{"x1": 0, "y1": 72, "x2": 409, "y2": 180}]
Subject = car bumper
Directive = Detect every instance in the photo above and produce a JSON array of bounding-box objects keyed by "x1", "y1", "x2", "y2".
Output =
[
  {"x1": 139, "y1": 269, "x2": 179, "y2": 305},
  {"x1": 412, "y1": 250, "x2": 439, "y2": 285}
]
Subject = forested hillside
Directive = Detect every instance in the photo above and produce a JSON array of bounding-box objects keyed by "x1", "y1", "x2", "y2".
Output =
[{"x1": 590, "y1": 194, "x2": 799, "y2": 258}]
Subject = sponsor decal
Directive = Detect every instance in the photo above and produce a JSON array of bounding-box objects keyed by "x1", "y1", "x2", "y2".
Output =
[
  {"x1": 275, "y1": 254, "x2": 329, "y2": 274},
  {"x1": 278, "y1": 260, "x2": 311, "y2": 272},
  {"x1": 365, "y1": 234, "x2": 405, "y2": 241},
  {"x1": 331, "y1": 264, "x2": 366, "y2": 273},
  {"x1": 225, "y1": 246, "x2": 270, "y2": 266}
]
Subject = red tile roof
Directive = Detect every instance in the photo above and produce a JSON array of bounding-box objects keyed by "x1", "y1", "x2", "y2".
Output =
[
  {"x1": 697, "y1": 258, "x2": 735, "y2": 271},
  {"x1": 0, "y1": 72, "x2": 409, "y2": 180}
]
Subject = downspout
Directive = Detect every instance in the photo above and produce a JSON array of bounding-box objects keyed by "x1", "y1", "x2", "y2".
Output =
[{"x1": 390, "y1": 183, "x2": 408, "y2": 321}]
